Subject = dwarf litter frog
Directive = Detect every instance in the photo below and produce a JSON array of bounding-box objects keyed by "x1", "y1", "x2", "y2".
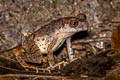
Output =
[{"x1": 15, "y1": 13, "x2": 88, "y2": 71}]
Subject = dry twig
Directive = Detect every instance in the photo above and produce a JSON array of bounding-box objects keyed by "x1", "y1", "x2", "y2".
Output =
[
  {"x1": 0, "y1": 74, "x2": 65, "y2": 80},
  {"x1": 72, "y1": 37, "x2": 111, "y2": 44}
]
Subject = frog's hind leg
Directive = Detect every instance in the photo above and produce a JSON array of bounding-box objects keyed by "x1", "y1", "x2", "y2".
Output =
[
  {"x1": 16, "y1": 52, "x2": 37, "y2": 69},
  {"x1": 16, "y1": 53, "x2": 51, "y2": 72},
  {"x1": 29, "y1": 44, "x2": 43, "y2": 64}
]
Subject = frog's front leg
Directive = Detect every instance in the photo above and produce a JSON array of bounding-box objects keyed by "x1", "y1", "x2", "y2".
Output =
[
  {"x1": 47, "y1": 37, "x2": 69, "y2": 70},
  {"x1": 66, "y1": 37, "x2": 74, "y2": 62},
  {"x1": 47, "y1": 38, "x2": 57, "y2": 68}
]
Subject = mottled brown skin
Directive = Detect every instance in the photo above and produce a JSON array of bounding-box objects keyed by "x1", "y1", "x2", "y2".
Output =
[{"x1": 15, "y1": 13, "x2": 88, "y2": 70}]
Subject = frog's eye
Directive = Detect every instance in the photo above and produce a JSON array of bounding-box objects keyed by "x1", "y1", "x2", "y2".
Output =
[{"x1": 70, "y1": 19, "x2": 78, "y2": 27}]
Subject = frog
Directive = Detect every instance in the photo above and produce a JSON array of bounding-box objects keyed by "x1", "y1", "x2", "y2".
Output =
[{"x1": 15, "y1": 13, "x2": 88, "y2": 71}]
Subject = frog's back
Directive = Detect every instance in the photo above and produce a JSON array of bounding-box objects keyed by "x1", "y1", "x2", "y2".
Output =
[
  {"x1": 23, "y1": 18, "x2": 64, "y2": 53},
  {"x1": 33, "y1": 19, "x2": 64, "y2": 37}
]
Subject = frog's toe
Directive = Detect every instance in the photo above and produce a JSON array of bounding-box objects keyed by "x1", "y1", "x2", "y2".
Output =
[
  {"x1": 36, "y1": 68, "x2": 39, "y2": 73},
  {"x1": 51, "y1": 61, "x2": 68, "y2": 70},
  {"x1": 37, "y1": 67, "x2": 51, "y2": 73},
  {"x1": 25, "y1": 68, "x2": 29, "y2": 71}
]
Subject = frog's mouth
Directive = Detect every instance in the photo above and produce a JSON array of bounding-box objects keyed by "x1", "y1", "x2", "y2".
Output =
[{"x1": 68, "y1": 28, "x2": 87, "y2": 33}]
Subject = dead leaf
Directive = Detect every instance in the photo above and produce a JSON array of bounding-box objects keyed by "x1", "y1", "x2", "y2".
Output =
[{"x1": 111, "y1": 25, "x2": 120, "y2": 52}]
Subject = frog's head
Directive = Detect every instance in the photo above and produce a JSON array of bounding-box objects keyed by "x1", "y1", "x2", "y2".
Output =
[{"x1": 62, "y1": 13, "x2": 88, "y2": 33}]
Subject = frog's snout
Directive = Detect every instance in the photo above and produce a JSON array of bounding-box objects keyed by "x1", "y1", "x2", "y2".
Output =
[
  {"x1": 82, "y1": 20, "x2": 89, "y2": 31},
  {"x1": 77, "y1": 20, "x2": 88, "y2": 31}
]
